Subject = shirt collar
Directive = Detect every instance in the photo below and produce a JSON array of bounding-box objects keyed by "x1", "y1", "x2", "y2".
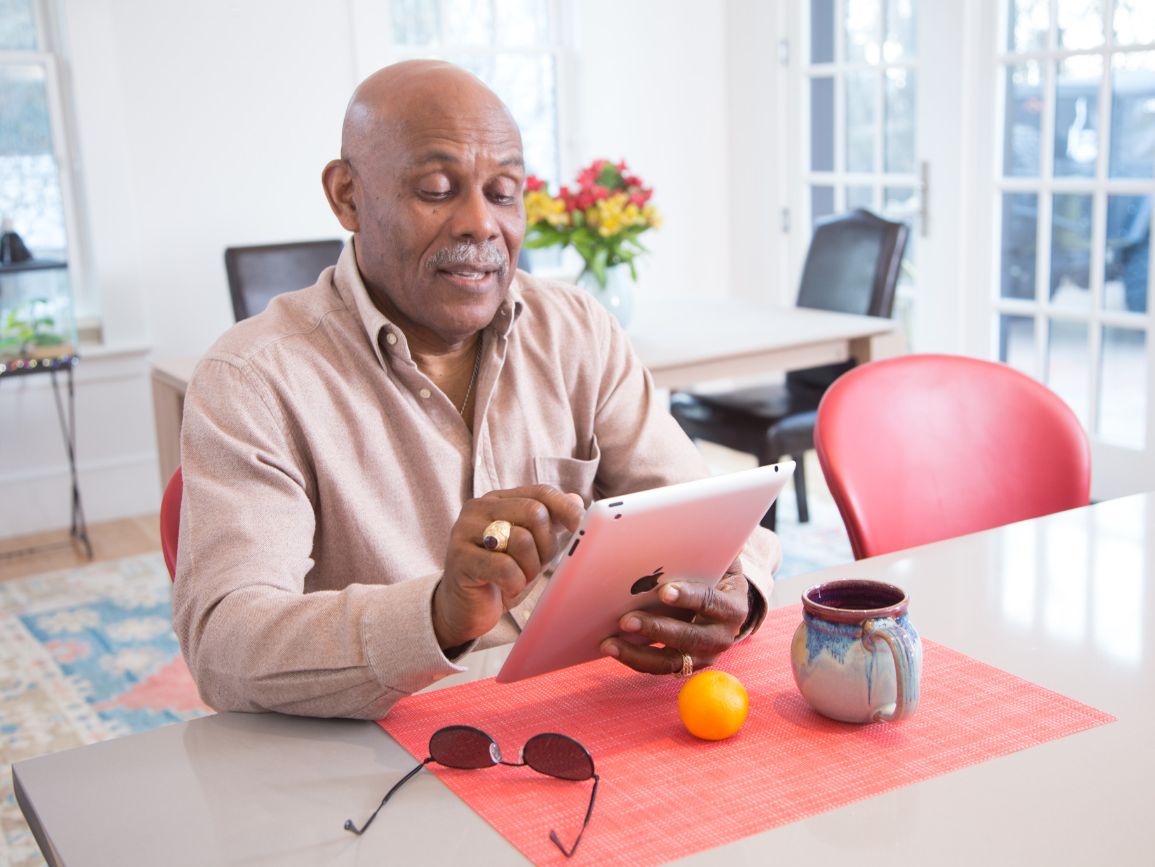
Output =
[{"x1": 332, "y1": 236, "x2": 525, "y2": 365}]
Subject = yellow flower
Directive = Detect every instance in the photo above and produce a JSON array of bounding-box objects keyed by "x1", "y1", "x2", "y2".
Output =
[
  {"x1": 525, "y1": 189, "x2": 568, "y2": 228},
  {"x1": 643, "y1": 205, "x2": 663, "y2": 229},
  {"x1": 590, "y1": 194, "x2": 632, "y2": 237}
]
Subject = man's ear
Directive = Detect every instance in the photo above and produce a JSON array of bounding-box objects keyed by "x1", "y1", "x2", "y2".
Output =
[{"x1": 322, "y1": 159, "x2": 360, "y2": 232}]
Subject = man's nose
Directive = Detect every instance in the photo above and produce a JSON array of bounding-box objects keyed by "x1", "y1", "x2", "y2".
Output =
[{"x1": 450, "y1": 187, "x2": 500, "y2": 241}]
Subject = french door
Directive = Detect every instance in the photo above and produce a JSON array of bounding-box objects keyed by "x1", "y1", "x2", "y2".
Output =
[
  {"x1": 987, "y1": 0, "x2": 1154, "y2": 499},
  {"x1": 788, "y1": 0, "x2": 1155, "y2": 500},
  {"x1": 797, "y1": 0, "x2": 923, "y2": 341}
]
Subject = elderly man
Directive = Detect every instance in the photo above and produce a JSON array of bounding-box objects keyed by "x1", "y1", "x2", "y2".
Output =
[{"x1": 173, "y1": 60, "x2": 780, "y2": 719}]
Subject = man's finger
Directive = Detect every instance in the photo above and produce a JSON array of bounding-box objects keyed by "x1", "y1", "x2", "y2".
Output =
[
  {"x1": 487, "y1": 485, "x2": 585, "y2": 531},
  {"x1": 617, "y1": 610, "x2": 732, "y2": 655},
  {"x1": 599, "y1": 638, "x2": 697, "y2": 675},
  {"x1": 451, "y1": 544, "x2": 533, "y2": 599},
  {"x1": 657, "y1": 579, "x2": 747, "y2": 624}
]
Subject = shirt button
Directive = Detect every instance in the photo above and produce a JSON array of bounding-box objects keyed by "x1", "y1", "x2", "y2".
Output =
[
  {"x1": 419, "y1": 388, "x2": 432, "y2": 399},
  {"x1": 384, "y1": 332, "x2": 397, "y2": 345}
]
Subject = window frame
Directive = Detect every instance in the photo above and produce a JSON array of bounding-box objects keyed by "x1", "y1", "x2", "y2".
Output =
[
  {"x1": 991, "y1": 0, "x2": 1154, "y2": 444},
  {"x1": 350, "y1": 0, "x2": 574, "y2": 190},
  {"x1": 799, "y1": 0, "x2": 922, "y2": 342},
  {"x1": 0, "y1": 0, "x2": 93, "y2": 330}
]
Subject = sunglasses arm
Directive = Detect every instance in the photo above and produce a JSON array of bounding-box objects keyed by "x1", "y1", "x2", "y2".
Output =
[
  {"x1": 549, "y1": 772, "x2": 600, "y2": 858},
  {"x1": 344, "y1": 757, "x2": 435, "y2": 835}
]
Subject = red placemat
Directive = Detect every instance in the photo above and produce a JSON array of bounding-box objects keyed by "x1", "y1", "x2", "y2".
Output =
[{"x1": 377, "y1": 606, "x2": 1113, "y2": 865}]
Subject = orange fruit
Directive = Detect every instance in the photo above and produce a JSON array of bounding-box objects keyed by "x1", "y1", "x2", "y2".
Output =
[{"x1": 677, "y1": 670, "x2": 749, "y2": 741}]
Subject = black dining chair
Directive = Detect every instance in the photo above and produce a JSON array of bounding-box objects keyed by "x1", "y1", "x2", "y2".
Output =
[
  {"x1": 669, "y1": 208, "x2": 909, "y2": 531},
  {"x1": 224, "y1": 239, "x2": 345, "y2": 321}
]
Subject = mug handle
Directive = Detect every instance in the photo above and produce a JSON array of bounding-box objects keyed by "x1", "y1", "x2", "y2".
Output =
[{"x1": 863, "y1": 617, "x2": 920, "y2": 722}]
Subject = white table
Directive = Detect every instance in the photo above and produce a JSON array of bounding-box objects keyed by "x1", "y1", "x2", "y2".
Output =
[
  {"x1": 627, "y1": 297, "x2": 902, "y2": 390},
  {"x1": 15, "y1": 493, "x2": 1155, "y2": 865},
  {"x1": 149, "y1": 299, "x2": 901, "y2": 486}
]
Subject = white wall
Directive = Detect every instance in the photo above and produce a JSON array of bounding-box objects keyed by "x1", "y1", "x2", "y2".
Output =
[
  {"x1": 0, "y1": 348, "x2": 158, "y2": 538},
  {"x1": 72, "y1": 0, "x2": 355, "y2": 357},
  {"x1": 2, "y1": 0, "x2": 753, "y2": 539},
  {"x1": 569, "y1": 1, "x2": 733, "y2": 313},
  {"x1": 722, "y1": 0, "x2": 789, "y2": 305}
]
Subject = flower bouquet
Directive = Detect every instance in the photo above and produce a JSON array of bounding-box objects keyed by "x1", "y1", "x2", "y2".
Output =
[{"x1": 523, "y1": 159, "x2": 661, "y2": 289}]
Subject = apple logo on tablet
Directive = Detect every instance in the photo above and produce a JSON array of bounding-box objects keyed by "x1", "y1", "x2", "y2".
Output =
[{"x1": 630, "y1": 567, "x2": 664, "y2": 595}]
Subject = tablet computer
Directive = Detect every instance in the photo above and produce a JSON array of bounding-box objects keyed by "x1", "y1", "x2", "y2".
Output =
[{"x1": 495, "y1": 461, "x2": 794, "y2": 683}]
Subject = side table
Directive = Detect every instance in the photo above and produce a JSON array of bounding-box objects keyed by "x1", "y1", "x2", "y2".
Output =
[{"x1": 0, "y1": 352, "x2": 92, "y2": 559}]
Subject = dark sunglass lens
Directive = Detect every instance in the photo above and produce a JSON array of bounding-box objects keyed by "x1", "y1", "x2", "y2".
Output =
[
  {"x1": 429, "y1": 726, "x2": 501, "y2": 769},
  {"x1": 522, "y1": 733, "x2": 594, "y2": 781}
]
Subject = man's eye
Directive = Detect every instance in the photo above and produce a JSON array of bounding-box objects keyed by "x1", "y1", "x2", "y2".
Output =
[
  {"x1": 488, "y1": 183, "x2": 520, "y2": 205},
  {"x1": 417, "y1": 174, "x2": 454, "y2": 199}
]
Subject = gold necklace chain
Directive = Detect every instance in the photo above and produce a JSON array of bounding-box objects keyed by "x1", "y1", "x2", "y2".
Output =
[{"x1": 458, "y1": 338, "x2": 482, "y2": 416}]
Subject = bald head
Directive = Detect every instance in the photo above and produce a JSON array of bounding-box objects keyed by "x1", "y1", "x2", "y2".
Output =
[
  {"x1": 340, "y1": 60, "x2": 520, "y2": 166},
  {"x1": 321, "y1": 60, "x2": 528, "y2": 352}
]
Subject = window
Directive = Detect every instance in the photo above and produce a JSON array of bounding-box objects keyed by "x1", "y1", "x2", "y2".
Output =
[
  {"x1": 996, "y1": 0, "x2": 1154, "y2": 449},
  {"x1": 805, "y1": 0, "x2": 921, "y2": 336},
  {"x1": 386, "y1": 0, "x2": 566, "y2": 188},
  {"x1": 807, "y1": 0, "x2": 920, "y2": 236},
  {"x1": 0, "y1": 0, "x2": 85, "y2": 350}
]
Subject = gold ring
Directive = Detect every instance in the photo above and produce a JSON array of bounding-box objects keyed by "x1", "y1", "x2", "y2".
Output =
[
  {"x1": 676, "y1": 652, "x2": 693, "y2": 678},
  {"x1": 481, "y1": 520, "x2": 512, "y2": 553}
]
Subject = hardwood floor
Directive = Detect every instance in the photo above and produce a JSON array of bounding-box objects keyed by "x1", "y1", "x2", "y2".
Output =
[{"x1": 0, "y1": 514, "x2": 161, "y2": 582}]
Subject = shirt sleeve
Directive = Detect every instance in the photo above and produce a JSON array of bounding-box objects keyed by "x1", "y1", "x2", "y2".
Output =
[{"x1": 172, "y1": 357, "x2": 467, "y2": 720}]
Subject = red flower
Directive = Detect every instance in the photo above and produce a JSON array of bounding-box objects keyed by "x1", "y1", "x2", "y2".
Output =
[{"x1": 525, "y1": 175, "x2": 545, "y2": 192}]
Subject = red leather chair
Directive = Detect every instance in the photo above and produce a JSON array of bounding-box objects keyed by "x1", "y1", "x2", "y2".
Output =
[
  {"x1": 160, "y1": 466, "x2": 183, "y2": 580},
  {"x1": 814, "y1": 354, "x2": 1091, "y2": 560}
]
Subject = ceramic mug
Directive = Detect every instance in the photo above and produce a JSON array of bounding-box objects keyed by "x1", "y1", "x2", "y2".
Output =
[{"x1": 790, "y1": 579, "x2": 922, "y2": 723}]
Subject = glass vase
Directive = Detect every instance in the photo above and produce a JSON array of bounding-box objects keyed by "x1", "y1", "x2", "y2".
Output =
[{"x1": 576, "y1": 264, "x2": 634, "y2": 329}]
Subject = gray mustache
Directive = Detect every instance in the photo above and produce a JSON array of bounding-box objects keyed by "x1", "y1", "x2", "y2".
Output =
[{"x1": 427, "y1": 242, "x2": 507, "y2": 272}]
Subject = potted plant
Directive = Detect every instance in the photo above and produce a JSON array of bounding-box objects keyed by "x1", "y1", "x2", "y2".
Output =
[
  {"x1": 523, "y1": 159, "x2": 661, "y2": 327},
  {"x1": 0, "y1": 297, "x2": 68, "y2": 361}
]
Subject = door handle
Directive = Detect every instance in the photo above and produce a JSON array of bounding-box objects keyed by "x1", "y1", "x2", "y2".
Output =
[{"x1": 920, "y1": 160, "x2": 929, "y2": 238}]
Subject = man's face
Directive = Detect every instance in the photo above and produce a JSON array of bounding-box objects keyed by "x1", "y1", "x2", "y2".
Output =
[{"x1": 350, "y1": 100, "x2": 526, "y2": 349}]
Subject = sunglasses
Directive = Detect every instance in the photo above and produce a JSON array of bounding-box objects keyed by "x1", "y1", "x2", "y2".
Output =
[{"x1": 344, "y1": 724, "x2": 600, "y2": 858}]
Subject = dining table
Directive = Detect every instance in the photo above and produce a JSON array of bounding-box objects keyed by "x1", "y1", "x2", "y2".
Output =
[
  {"x1": 149, "y1": 298, "x2": 902, "y2": 488},
  {"x1": 13, "y1": 492, "x2": 1154, "y2": 865}
]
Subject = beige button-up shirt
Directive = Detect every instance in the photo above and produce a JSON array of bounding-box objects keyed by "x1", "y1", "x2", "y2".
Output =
[{"x1": 173, "y1": 242, "x2": 779, "y2": 719}]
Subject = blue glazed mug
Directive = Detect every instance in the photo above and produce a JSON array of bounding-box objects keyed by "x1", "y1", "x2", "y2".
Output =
[{"x1": 790, "y1": 579, "x2": 922, "y2": 724}]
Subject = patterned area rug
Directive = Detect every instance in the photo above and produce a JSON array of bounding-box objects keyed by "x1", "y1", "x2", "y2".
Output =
[
  {"x1": 0, "y1": 499, "x2": 850, "y2": 867},
  {"x1": 0, "y1": 553, "x2": 211, "y2": 867}
]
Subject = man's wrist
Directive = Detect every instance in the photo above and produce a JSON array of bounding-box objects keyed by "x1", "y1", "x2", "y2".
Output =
[
  {"x1": 431, "y1": 580, "x2": 468, "y2": 652},
  {"x1": 738, "y1": 581, "x2": 766, "y2": 639}
]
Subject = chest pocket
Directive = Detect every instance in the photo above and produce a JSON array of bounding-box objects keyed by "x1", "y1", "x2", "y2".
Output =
[{"x1": 533, "y1": 441, "x2": 600, "y2": 504}]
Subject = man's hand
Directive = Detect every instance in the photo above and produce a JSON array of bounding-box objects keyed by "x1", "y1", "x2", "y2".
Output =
[
  {"x1": 433, "y1": 485, "x2": 585, "y2": 651},
  {"x1": 598, "y1": 558, "x2": 750, "y2": 675}
]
